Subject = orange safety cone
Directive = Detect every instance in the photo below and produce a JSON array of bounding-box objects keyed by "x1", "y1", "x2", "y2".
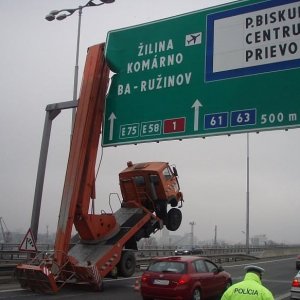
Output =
[{"x1": 134, "y1": 277, "x2": 141, "y2": 292}]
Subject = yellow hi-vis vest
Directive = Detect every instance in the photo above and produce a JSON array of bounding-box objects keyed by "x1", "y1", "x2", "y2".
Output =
[{"x1": 221, "y1": 272, "x2": 274, "y2": 300}]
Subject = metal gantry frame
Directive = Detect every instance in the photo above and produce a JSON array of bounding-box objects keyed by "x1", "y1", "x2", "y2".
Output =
[{"x1": 30, "y1": 100, "x2": 78, "y2": 242}]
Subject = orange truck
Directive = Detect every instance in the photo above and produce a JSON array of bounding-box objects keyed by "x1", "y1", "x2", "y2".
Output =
[
  {"x1": 120, "y1": 161, "x2": 183, "y2": 232},
  {"x1": 15, "y1": 43, "x2": 183, "y2": 293}
]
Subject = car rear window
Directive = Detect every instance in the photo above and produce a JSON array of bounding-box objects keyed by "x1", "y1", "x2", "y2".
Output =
[{"x1": 148, "y1": 261, "x2": 186, "y2": 273}]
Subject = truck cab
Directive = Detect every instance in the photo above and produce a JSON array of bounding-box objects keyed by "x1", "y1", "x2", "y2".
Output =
[{"x1": 119, "y1": 161, "x2": 183, "y2": 231}]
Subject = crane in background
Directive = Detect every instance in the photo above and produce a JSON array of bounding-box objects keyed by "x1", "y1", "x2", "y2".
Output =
[{"x1": 0, "y1": 217, "x2": 11, "y2": 244}]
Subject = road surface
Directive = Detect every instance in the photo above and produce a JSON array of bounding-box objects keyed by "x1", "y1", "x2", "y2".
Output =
[{"x1": 0, "y1": 256, "x2": 296, "y2": 299}]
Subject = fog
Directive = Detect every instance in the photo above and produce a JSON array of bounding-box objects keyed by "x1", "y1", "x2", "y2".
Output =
[{"x1": 1, "y1": 0, "x2": 299, "y2": 245}]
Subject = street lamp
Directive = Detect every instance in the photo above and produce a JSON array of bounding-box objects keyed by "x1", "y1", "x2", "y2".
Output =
[
  {"x1": 45, "y1": 0, "x2": 115, "y2": 132},
  {"x1": 246, "y1": 133, "x2": 250, "y2": 254}
]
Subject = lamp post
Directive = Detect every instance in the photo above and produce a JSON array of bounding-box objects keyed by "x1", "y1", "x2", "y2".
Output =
[
  {"x1": 246, "y1": 133, "x2": 250, "y2": 254},
  {"x1": 45, "y1": 0, "x2": 115, "y2": 132}
]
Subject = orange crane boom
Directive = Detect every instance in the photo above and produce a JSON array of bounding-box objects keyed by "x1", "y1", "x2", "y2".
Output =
[{"x1": 54, "y1": 43, "x2": 110, "y2": 265}]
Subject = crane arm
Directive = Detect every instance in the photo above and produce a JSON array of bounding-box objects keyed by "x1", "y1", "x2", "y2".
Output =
[{"x1": 54, "y1": 43, "x2": 110, "y2": 265}]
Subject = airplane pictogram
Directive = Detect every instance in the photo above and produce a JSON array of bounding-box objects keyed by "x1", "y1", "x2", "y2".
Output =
[
  {"x1": 187, "y1": 33, "x2": 201, "y2": 44},
  {"x1": 185, "y1": 32, "x2": 202, "y2": 46}
]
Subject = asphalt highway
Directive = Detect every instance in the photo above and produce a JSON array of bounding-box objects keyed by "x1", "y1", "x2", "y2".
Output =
[{"x1": 0, "y1": 256, "x2": 296, "y2": 300}]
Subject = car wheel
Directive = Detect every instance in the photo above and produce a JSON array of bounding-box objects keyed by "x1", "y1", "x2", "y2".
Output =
[
  {"x1": 117, "y1": 250, "x2": 136, "y2": 277},
  {"x1": 166, "y1": 208, "x2": 182, "y2": 231},
  {"x1": 191, "y1": 288, "x2": 201, "y2": 300}
]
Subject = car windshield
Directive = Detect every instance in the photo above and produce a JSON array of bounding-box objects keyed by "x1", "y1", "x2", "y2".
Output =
[
  {"x1": 148, "y1": 261, "x2": 186, "y2": 274},
  {"x1": 176, "y1": 246, "x2": 192, "y2": 250}
]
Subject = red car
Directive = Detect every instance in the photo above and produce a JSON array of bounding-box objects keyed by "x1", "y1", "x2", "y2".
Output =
[{"x1": 140, "y1": 256, "x2": 231, "y2": 300}]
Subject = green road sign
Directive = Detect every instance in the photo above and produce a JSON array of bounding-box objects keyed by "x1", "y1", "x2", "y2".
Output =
[{"x1": 103, "y1": 0, "x2": 300, "y2": 146}]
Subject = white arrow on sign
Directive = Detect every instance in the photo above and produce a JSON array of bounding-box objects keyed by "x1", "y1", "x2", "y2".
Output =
[
  {"x1": 108, "y1": 113, "x2": 117, "y2": 141},
  {"x1": 191, "y1": 99, "x2": 202, "y2": 131}
]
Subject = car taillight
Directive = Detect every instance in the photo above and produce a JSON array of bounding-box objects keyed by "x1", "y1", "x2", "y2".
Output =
[
  {"x1": 178, "y1": 274, "x2": 190, "y2": 285},
  {"x1": 292, "y1": 279, "x2": 300, "y2": 287},
  {"x1": 141, "y1": 274, "x2": 149, "y2": 283}
]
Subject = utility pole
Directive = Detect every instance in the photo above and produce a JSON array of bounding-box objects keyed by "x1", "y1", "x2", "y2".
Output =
[
  {"x1": 46, "y1": 225, "x2": 49, "y2": 244},
  {"x1": 214, "y1": 225, "x2": 217, "y2": 246}
]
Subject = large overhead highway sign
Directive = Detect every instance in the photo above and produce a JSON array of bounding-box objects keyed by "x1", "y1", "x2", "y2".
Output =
[{"x1": 103, "y1": 0, "x2": 300, "y2": 146}]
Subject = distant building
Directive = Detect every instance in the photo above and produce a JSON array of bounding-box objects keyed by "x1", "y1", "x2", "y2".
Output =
[{"x1": 251, "y1": 234, "x2": 267, "y2": 246}]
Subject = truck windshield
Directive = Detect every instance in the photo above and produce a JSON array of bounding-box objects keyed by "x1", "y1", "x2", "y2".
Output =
[
  {"x1": 162, "y1": 167, "x2": 172, "y2": 180},
  {"x1": 133, "y1": 176, "x2": 145, "y2": 186}
]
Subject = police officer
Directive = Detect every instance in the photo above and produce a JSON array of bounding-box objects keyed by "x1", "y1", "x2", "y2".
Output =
[{"x1": 221, "y1": 265, "x2": 274, "y2": 300}]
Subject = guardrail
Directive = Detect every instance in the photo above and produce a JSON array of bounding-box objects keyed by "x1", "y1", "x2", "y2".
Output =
[
  {"x1": 1, "y1": 244, "x2": 299, "y2": 278},
  {"x1": 135, "y1": 244, "x2": 300, "y2": 258},
  {"x1": 0, "y1": 254, "x2": 256, "y2": 279},
  {"x1": 0, "y1": 264, "x2": 17, "y2": 276},
  {"x1": 0, "y1": 250, "x2": 29, "y2": 262},
  {"x1": 135, "y1": 253, "x2": 258, "y2": 271}
]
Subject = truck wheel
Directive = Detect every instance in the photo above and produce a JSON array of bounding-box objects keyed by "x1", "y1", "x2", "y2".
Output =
[
  {"x1": 166, "y1": 208, "x2": 182, "y2": 231},
  {"x1": 118, "y1": 250, "x2": 136, "y2": 277}
]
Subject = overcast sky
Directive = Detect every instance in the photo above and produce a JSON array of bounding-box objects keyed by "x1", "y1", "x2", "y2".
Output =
[{"x1": 1, "y1": 0, "x2": 299, "y2": 245}]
